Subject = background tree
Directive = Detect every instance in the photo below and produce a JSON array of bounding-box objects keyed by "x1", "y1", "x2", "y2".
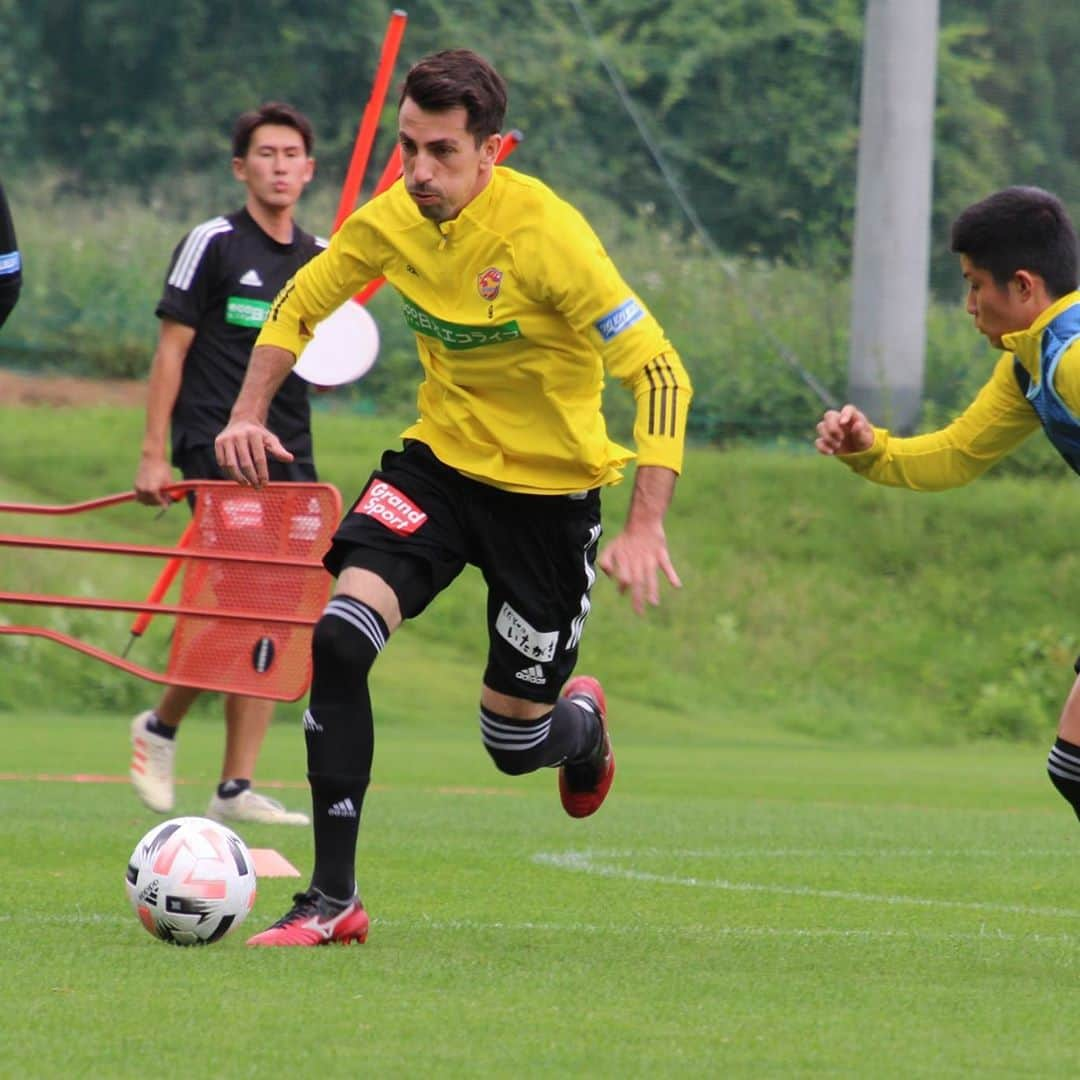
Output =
[{"x1": 7, "y1": 0, "x2": 1080, "y2": 284}]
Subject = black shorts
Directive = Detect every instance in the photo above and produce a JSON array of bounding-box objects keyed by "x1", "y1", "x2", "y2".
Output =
[
  {"x1": 325, "y1": 441, "x2": 603, "y2": 703},
  {"x1": 175, "y1": 444, "x2": 317, "y2": 484}
]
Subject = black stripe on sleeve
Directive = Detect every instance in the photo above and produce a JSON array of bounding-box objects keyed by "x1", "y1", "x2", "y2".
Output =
[
  {"x1": 270, "y1": 281, "x2": 295, "y2": 323},
  {"x1": 658, "y1": 354, "x2": 679, "y2": 436},
  {"x1": 644, "y1": 361, "x2": 659, "y2": 436}
]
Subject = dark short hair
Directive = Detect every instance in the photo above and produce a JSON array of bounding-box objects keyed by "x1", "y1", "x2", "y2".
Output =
[
  {"x1": 399, "y1": 49, "x2": 507, "y2": 143},
  {"x1": 232, "y1": 102, "x2": 315, "y2": 159},
  {"x1": 949, "y1": 185, "x2": 1079, "y2": 298}
]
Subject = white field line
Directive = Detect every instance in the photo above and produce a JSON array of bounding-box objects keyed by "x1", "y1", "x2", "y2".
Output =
[
  {"x1": 6, "y1": 847, "x2": 1076, "y2": 937},
  {"x1": 0, "y1": 912, "x2": 130, "y2": 925},
  {"x1": 375, "y1": 917, "x2": 1078, "y2": 946},
  {"x1": 531, "y1": 847, "x2": 1073, "y2": 859},
  {"x1": 532, "y1": 850, "x2": 1080, "y2": 920},
  {"x1": 5, "y1": 911, "x2": 1078, "y2": 947}
]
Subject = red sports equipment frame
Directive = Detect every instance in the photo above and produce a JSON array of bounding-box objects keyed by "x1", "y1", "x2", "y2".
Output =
[
  {"x1": 328, "y1": 7, "x2": 525, "y2": 329},
  {"x1": 0, "y1": 482, "x2": 341, "y2": 702},
  {"x1": 332, "y1": 8, "x2": 409, "y2": 234}
]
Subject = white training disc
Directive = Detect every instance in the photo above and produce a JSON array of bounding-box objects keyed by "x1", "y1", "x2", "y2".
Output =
[{"x1": 293, "y1": 300, "x2": 380, "y2": 386}]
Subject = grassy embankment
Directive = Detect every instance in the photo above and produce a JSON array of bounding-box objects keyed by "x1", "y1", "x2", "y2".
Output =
[
  {"x1": 5, "y1": 408, "x2": 1080, "y2": 1078},
  {"x1": 1, "y1": 403, "x2": 1077, "y2": 745}
]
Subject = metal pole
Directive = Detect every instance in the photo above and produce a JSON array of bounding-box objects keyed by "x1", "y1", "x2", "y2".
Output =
[{"x1": 848, "y1": 0, "x2": 939, "y2": 432}]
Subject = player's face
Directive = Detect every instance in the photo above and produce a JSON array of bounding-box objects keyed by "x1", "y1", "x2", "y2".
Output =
[
  {"x1": 398, "y1": 97, "x2": 500, "y2": 223},
  {"x1": 960, "y1": 255, "x2": 1036, "y2": 349},
  {"x1": 232, "y1": 124, "x2": 314, "y2": 211}
]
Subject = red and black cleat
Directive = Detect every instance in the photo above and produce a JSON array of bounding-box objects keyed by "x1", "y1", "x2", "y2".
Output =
[
  {"x1": 246, "y1": 889, "x2": 369, "y2": 947},
  {"x1": 558, "y1": 675, "x2": 615, "y2": 819}
]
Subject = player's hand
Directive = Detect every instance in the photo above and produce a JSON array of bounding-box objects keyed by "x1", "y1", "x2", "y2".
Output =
[
  {"x1": 598, "y1": 521, "x2": 682, "y2": 616},
  {"x1": 815, "y1": 404, "x2": 874, "y2": 456},
  {"x1": 134, "y1": 455, "x2": 177, "y2": 508},
  {"x1": 214, "y1": 418, "x2": 293, "y2": 488}
]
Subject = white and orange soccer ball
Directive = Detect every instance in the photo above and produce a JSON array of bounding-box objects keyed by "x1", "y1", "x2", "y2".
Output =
[{"x1": 125, "y1": 817, "x2": 257, "y2": 945}]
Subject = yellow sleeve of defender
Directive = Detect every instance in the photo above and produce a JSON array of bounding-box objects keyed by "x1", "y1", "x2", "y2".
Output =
[
  {"x1": 522, "y1": 199, "x2": 693, "y2": 473},
  {"x1": 840, "y1": 353, "x2": 1039, "y2": 490},
  {"x1": 256, "y1": 210, "x2": 387, "y2": 357}
]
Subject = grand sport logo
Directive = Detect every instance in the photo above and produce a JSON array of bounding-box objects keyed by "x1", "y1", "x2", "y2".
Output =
[
  {"x1": 402, "y1": 297, "x2": 522, "y2": 350},
  {"x1": 355, "y1": 480, "x2": 427, "y2": 535}
]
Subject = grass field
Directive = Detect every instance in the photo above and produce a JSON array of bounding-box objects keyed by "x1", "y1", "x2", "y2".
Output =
[
  {"x1": 3, "y1": 698, "x2": 1079, "y2": 1077},
  {"x1": 4, "y1": 404, "x2": 1080, "y2": 742},
  {"x1": 5, "y1": 404, "x2": 1080, "y2": 1074}
]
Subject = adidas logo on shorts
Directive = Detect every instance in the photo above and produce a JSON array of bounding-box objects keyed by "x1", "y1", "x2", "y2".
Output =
[{"x1": 515, "y1": 664, "x2": 546, "y2": 686}]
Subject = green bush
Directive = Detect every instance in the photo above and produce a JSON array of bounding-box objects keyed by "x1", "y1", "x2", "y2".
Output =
[
  {"x1": 2, "y1": 406, "x2": 1077, "y2": 747},
  {"x1": 970, "y1": 628, "x2": 1077, "y2": 740},
  {"x1": 3, "y1": 176, "x2": 1004, "y2": 447}
]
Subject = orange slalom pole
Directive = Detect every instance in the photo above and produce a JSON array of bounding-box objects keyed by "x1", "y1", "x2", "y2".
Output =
[
  {"x1": 371, "y1": 142, "x2": 403, "y2": 197},
  {"x1": 332, "y1": 9, "x2": 408, "y2": 233}
]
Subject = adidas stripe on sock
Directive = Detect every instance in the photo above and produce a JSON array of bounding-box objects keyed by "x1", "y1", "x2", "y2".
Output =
[
  {"x1": 322, "y1": 595, "x2": 387, "y2": 651},
  {"x1": 1048, "y1": 737, "x2": 1080, "y2": 822},
  {"x1": 479, "y1": 696, "x2": 597, "y2": 775}
]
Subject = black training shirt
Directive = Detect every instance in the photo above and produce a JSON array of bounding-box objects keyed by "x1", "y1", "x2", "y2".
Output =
[{"x1": 156, "y1": 207, "x2": 326, "y2": 462}]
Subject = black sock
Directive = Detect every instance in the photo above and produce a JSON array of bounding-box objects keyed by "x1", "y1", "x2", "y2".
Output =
[
  {"x1": 305, "y1": 596, "x2": 387, "y2": 901},
  {"x1": 480, "y1": 696, "x2": 599, "y2": 775},
  {"x1": 557, "y1": 694, "x2": 602, "y2": 764},
  {"x1": 216, "y1": 778, "x2": 251, "y2": 800},
  {"x1": 146, "y1": 712, "x2": 177, "y2": 740},
  {"x1": 1048, "y1": 737, "x2": 1080, "y2": 822}
]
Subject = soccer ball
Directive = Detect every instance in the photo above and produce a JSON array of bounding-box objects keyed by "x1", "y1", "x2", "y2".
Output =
[{"x1": 125, "y1": 816, "x2": 257, "y2": 945}]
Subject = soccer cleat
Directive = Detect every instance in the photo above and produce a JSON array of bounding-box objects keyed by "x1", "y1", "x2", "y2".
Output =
[
  {"x1": 129, "y1": 710, "x2": 176, "y2": 813},
  {"x1": 246, "y1": 889, "x2": 369, "y2": 947},
  {"x1": 558, "y1": 675, "x2": 615, "y2": 819},
  {"x1": 207, "y1": 789, "x2": 310, "y2": 827}
]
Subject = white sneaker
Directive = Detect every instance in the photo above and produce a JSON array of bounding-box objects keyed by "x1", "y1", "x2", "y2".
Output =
[
  {"x1": 130, "y1": 710, "x2": 176, "y2": 813},
  {"x1": 207, "y1": 789, "x2": 310, "y2": 826}
]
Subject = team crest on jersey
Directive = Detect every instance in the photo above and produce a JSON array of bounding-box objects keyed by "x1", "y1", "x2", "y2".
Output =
[{"x1": 477, "y1": 266, "x2": 504, "y2": 301}]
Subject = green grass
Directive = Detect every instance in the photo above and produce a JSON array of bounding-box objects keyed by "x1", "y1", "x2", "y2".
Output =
[
  {"x1": 2, "y1": 708, "x2": 1079, "y2": 1077},
  {"x1": 6, "y1": 404, "x2": 1080, "y2": 1073},
  {"x1": 2, "y1": 403, "x2": 1078, "y2": 742}
]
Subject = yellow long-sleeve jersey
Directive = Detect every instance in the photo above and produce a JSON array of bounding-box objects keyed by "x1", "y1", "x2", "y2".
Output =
[
  {"x1": 257, "y1": 167, "x2": 692, "y2": 494},
  {"x1": 840, "y1": 292, "x2": 1080, "y2": 490}
]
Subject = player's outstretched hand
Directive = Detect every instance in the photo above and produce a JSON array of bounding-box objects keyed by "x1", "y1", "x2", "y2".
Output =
[
  {"x1": 214, "y1": 419, "x2": 293, "y2": 488},
  {"x1": 815, "y1": 404, "x2": 874, "y2": 456},
  {"x1": 598, "y1": 522, "x2": 682, "y2": 616}
]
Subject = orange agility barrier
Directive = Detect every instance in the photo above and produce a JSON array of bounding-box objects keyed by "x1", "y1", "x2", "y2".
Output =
[
  {"x1": 0, "y1": 482, "x2": 342, "y2": 701},
  {"x1": 125, "y1": 516, "x2": 199, "y2": 649}
]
